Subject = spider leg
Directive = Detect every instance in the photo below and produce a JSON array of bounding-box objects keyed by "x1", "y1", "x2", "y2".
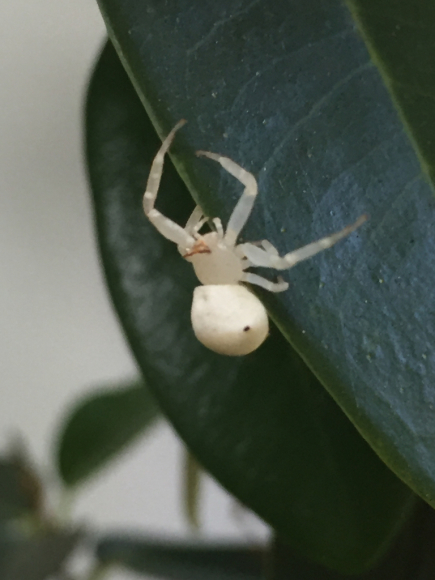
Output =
[
  {"x1": 239, "y1": 242, "x2": 279, "y2": 267},
  {"x1": 212, "y1": 218, "x2": 224, "y2": 238},
  {"x1": 260, "y1": 239, "x2": 279, "y2": 256},
  {"x1": 143, "y1": 120, "x2": 195, "y2": 248},
  {"x1": 241, "y1": 258, "x2": 252, "y2": 269},
  {"x1": 185, "y1": 206, "x2": 206, "y2": 235},
  {"x1": 278, "y1": 214, "x2": 368, "y2": 269},
  {"x1": 241, "y1": 272, "x2": 289, "y2": 292},
  {"x1": 241, "y1": 215, "x2": 367, "y2": 270},
  {"x1": 196, "y1": 150, "x2": 258, "y2": 247}
]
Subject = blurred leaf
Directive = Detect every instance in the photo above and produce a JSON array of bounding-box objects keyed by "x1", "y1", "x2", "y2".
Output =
[
  {"x1": 97, "y1": 535, "x2": 264, "y2": 580},
  {"x1": 183, "y1": 451, "x2": 203, "y2": 530},
  {"x1": 0, "y1": 446, "x2": 43, "y2": 521},
  {"x1": 85, "y1": 41, "x2": 416, "y2": 574},
  {"x1": 0, "y1": 462, "x2": 24, "y2": 520},
  {"x1": 57, "y1": 379, "x2": 160, "y2": 486},
  {"x1": 94, "y1": 0, "x2": 435, "y2": 537},
  {"x1": 0, "y1": 527, "x2": 81, "y2": 580},
  {"x1": 346, "y1": 0, "x2": 435, "y2": 184}
]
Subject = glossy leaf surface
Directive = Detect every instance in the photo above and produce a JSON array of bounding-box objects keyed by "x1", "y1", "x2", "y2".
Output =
[
  {"x1": 95, "y1": 0, "x2": 435, "y2": 517},
  {"x1": 57, "y1": 379, "x2": 160, "y2": 486},
  {"x1": 85, "y1": 42, "x2": 415, "y2": 573}
]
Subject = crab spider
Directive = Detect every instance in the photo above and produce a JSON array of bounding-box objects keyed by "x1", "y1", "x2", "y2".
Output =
[{"x1": 143, "y1": 120, "x2": 367, "y2": 356}]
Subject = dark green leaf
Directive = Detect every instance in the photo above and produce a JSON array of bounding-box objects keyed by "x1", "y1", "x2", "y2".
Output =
[
  {"x1": 271, "y1": 503, "x2": 435, "y2": 580},
  {"x1": 97, "y1": 535, "x2": 263, "y2": 580},
  {"x1": 345, "y1": 0, "x2": 435, "y2": 184},
  {"x1": 56, "y1": 379, "x2": 160, "y2": 486},
  {"x1": 95, "y1": 0, "x2": 435, "y2": 527},
  {"x1": 0, "y1": 527, "x2": 81, "y2": 580},
  {"x1": 85, "y1": 41, "x2": 415, "y2": 574}
]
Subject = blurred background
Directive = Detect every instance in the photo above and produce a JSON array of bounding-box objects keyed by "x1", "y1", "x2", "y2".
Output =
[{"x1": 0, "y1": 1, "x2": 268, "y2": 576}]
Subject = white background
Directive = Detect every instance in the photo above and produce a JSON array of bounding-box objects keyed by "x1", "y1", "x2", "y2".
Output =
[{"x1": 0, "y1": 1, "x2": 267, "y2": 578}]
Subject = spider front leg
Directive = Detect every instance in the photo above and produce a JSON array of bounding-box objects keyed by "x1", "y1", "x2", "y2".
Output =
[
  {"x1": 143, "y1": 120, "x2": 195, "y2": 249},
  {"x1": 241, "y1": 214, "x2": 367, "y2": 270},
  {"x1": 212, "y1": 218, "x2": 224, "y2": 238},
  {"x1": 196, "y1": 151, "x2": 258, "y2": 247},
  {"x1": 185, "y1": 206, "x2": 207, "y2": 236}
]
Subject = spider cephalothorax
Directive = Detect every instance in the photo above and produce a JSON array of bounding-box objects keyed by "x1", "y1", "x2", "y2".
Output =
[{"x1": 143, "y1": 120, "x2": 366, "y2": 356}]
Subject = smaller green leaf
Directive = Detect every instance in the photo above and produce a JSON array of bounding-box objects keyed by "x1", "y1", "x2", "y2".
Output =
[
  {"x1": 56, "y1": 379, "x2": 160, "y2": 486},
  {"x1": 97, "y1": 535, "x2": 264, "y2": 580},
  {"x1": 0, "y1": 527, "x2": 81, "y2": 580}
]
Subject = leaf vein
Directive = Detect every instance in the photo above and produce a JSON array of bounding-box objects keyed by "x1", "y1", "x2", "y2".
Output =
[
  {"x1": 262, "y1": 60, "x2": 373, "y2": 171},
  {"x1": 186, "y1": 0, "x2": 263, "y2": 57},
  {"x1": 230, "y1": 28, "x2": 355, "y2": 114}
]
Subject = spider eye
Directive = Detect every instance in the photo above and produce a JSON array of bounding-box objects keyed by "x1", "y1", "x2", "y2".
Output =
[{"x1": 191, "y1": 285, "x2": 268, "y2": 356}]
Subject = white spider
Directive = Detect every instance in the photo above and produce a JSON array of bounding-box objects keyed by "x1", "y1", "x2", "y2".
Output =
[{"x1": 143, "y1": 120, "x2": 367, "y2": 356}]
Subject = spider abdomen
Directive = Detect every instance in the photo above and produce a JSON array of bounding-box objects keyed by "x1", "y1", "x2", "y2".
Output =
[{"x1": 191, "y1": 285, "x2": 269, "y2": 356}]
